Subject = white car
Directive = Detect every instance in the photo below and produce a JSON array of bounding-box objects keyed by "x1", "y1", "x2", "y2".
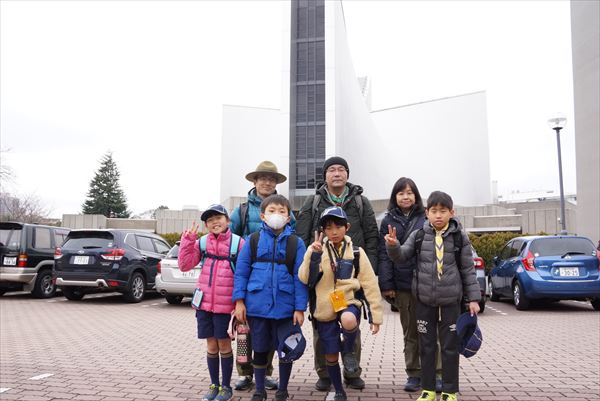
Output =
[{"x1": 155, "y1": 242, "x2": 200, "y2": 304}]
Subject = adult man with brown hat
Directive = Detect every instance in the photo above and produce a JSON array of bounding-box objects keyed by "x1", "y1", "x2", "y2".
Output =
[{"x1": 229, "y1": 160, "x2": 292, "y2": 392}]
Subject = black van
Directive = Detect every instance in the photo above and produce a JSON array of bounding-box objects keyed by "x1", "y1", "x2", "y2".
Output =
[
  {"x1": 0, "y1": 222, "x2": 70, "y2": 298},
  {"x1": 54, "y1": 229, "x2": 171, "y2": 302}
]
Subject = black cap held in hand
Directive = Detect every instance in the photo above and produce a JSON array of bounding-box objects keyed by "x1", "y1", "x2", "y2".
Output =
[{"x1": 322, "y1": 156, "x2": 349, "y2": 179}]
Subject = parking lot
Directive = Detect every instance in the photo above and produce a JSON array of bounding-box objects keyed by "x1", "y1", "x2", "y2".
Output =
[{"x1": 1, "y1": 292, "x2": 598, "y2": 401}]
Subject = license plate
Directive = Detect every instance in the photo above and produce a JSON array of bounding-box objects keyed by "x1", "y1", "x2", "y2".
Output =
[
  {"x1": 3, "y1": 256, "x2": 16, "y2": 266},
  {"x1": 559, "y1": 267, "x2": 579, "y2": 277},
  {"x1": 73, "y1": 256, "x2": 90, "y2": 265},
  {"x1": 181, "y1": 270, "x2": 198, "y2": 278}
]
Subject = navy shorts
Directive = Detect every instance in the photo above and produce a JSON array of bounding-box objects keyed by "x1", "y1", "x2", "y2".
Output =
[
  {"x1": 316, "y1": 304, "x2": 361, "y2": 354},
  {"x1": 247, "y1": 316, "x2": 293, "y2": 353},
  {"x1": 196, "y1": 310, "x2": 231, "y2": 339}
]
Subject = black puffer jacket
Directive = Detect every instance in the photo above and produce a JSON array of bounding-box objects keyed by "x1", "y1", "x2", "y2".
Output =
[
  {"x1": 377, "y1": 207, "x2": 426, "y2": 292},
  {"x1": 386, "y1": 218, "x2": 481, "y2": 306},
  {"x1": 296, "y1": 182, "x2": 379, "y2": 270}
]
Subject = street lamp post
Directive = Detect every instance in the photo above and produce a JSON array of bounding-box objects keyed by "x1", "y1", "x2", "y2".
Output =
[{"x1": 547, "y1": 114, "x2": 567, "y2": 234}]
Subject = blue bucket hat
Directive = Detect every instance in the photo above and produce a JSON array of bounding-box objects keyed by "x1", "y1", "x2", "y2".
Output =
[
  {"x1": 319, "y1": 206, "x2": 348, "y2": 227},
  {"x1": 276, "y1": 320, "x2": 306, "y2": 363},
  {"x1": 200, "y1": 204, "x2": 229, "y2": 222},
  {"x1": 456, "y1": 312, "x2": 483, "y2": 358}
]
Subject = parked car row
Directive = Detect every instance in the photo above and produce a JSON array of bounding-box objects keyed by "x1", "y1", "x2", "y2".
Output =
[
  {"x1": 2, "y1": 223, "x2": 599, "y2": 311},
  {"x1": 1, "y1": 222, "x2": 172, "y2": 303}
]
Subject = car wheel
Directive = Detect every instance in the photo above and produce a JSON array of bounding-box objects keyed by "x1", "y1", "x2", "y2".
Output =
[
  {"x1": 62, "y1": 287, "x2": 85, "y2": 301},
  {"x1": 165, "y1": 295, "x2": 183, "y2": 305},
  {"x1": 591, "y1": 298, "x2": 600, "y2": 311},
  {"x1": 513, "y1": 281, "x2": 531, "y2": 310},
  {"x1": 489, "y1": 281, "x2": 500, "y2": 301},
  {"x1": 32, "y1": 269, "x2": 56, "y2": 299},
  {"x1": 124, "y1": 272, "x2": 145, "y2": 303}
]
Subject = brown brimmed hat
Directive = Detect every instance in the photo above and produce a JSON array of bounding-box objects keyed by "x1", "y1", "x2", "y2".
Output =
[{"x1": 245, "y1": 161, "x2": 287, "y2": 184}]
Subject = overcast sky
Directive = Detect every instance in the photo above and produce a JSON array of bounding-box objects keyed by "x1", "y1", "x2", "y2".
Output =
[{"x1": 1, "y1": 0, "x2": 575, "y2": 218}]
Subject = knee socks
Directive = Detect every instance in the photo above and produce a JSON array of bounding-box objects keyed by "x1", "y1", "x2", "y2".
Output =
[
  {"x1": 278, "y1": 361, "x2": 293, "y2": 392},
  {"x1": 342, "y1": 326, "x2": 359, "y2": 354},
  {"x1": 253, "y1": 351, "x2": 268, "y2": 392},
  {"x1": 207, "y1": 352, "x2": 220, "y2": 386},
  {"x1": 220, "y1": 351, "x2": 233, "y2": 389},
  {"x1": 326, "y1": 360, "x2": 345, "y2": 393}
]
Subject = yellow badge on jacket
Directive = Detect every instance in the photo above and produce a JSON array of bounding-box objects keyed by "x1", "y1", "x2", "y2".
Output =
[{"x1": 329, "y1": 289, "x2": 348, "y2": 312}]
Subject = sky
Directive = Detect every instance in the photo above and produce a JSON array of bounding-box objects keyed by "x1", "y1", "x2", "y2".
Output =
[{"x1": 0, "y1": 0, "x2": 576, "y2": 219}]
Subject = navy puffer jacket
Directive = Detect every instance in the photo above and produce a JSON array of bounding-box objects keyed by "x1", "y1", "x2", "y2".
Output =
[{"x1": 378, "y1": 207, "x2": 426, "y2": 292}]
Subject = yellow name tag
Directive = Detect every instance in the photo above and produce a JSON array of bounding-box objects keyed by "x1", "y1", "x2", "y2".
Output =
[{"x1": 329, "y1": 289, "x2": 348, "y2": 312}]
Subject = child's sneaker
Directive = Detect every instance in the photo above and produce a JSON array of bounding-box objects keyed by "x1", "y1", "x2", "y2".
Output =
[
  {"x1": 333, "y1": 391, "x2": 347, "y2": 401},
  {"x1": 274, "y1": 390, "x2": 289, "y2": 401},
  {"x1": 202, "y1": 384, "x2": 220, "y2": 401},
  {"x1": 418, "y1": 389, "x2": 437, "y2": 401},
  {"x1": 440, "y1": 393, "x2": 457, "y2": 401},
  {"x1": 249, "y1": 390, "x2": 267, "y2": 401},
  {"x1": 214, "y1": 386, "x2": 233, "y2": 401}
]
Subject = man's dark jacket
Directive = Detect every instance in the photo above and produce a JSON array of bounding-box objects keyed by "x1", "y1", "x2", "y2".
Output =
[{"x1": 296, "y1": 182, "x2": 379, "y2": 271}]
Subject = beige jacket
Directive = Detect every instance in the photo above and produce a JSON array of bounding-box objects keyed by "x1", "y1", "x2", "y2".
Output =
[{"x1": 298, "y1": 235, "x2": 383, "y2": 325}]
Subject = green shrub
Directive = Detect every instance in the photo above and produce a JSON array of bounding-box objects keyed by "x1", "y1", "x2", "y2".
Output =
[{"x1": 469, "y1": 232, "x2": 524, "y2": 273}]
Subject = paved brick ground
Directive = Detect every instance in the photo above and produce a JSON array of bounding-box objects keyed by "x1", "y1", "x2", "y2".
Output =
[{"x1": 1, "y1": 292, "x2": 598, "y2": 401}]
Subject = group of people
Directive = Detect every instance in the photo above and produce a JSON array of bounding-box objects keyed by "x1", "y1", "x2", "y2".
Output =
[{"x1": 178, "y1": 157, "x2": 481, "y2": 401}]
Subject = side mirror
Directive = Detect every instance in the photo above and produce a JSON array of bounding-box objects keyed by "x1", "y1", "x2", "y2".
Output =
[{"x1": 493, "y1": 256, "x2": 499, "y2": 266}]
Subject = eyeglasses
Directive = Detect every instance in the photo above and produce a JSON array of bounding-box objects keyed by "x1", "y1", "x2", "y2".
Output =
[
  {"x1": 256, "y1": 175, "x2": 277, "y2": 183},
  {"x1": 326, "y1": 167, "x2": 347, "y2": 174}
]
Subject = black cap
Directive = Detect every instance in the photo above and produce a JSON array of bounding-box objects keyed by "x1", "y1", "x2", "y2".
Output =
[
  {"x1": 322, "y1": 156, "x2": 349, "y2": 179},
  {"x1": 200, "y1": 204, "x2": 229, "y2": 222}
]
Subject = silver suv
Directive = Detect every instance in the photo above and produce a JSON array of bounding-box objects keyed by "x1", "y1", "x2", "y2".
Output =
[{"x1": 0, "y1": 222, "x2": 70, "y2": 298}]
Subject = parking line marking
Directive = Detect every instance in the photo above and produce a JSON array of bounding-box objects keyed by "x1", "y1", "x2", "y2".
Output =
[
  {"x1": 151, "y1": 303, "x2": 159, "y2": 306},
  {"x1": 0, "y1": 388, "x2": 10, "y2": 393},
  {"x1": 29, "y1": 373, "x2": 53, "y2": 380},
  {"x1": 141, "y1": 305, "x2": 150, "y2": 307}
]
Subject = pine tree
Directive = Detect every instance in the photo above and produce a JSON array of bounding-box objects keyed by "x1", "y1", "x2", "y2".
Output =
[{"x1": 82, "y1": 152, "x2": 130, "y2": 218}]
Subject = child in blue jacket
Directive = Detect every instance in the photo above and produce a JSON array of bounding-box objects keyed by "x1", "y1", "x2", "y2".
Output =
[{"x1": 232, "y1": 194, "x2": 308, "y2": 401}]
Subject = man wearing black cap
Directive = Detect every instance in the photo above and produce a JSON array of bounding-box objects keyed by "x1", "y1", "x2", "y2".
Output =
[{"x1": 296, "y1": 156, "x2": 379, "y2": 391}]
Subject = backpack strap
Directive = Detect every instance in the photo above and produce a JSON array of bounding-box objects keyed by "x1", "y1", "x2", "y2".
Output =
[
  {"x1": 249, "y1": 231, "x2": 297, "y2": 276},
  {"x1": 453, "y1": 231, "x2": 463, "y2": 270},
  {"x1": 311, "y1": 194, "x2": 321, "y2": 234},
  {"x1": 199, "y1": 235, "x2": 208, "y2": 267},
  {"x1": 239, "y1": 202, "x2": 249, "y2": 236},
  {"x1": 228, "y1": 234, "x2": 241, "y2": 272},
  {"x1": 351, "y1": 245, "x2": 371, "y2": 321},
  {"x1": 355, "y1": 195, "x2": 364, "y2": 228}
]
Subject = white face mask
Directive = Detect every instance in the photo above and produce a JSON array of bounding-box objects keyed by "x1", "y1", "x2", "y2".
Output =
[{"x1": 264, "y1": 213, "x2": 288, "y2": 230}]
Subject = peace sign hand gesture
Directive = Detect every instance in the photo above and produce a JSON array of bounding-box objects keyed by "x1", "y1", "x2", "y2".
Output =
[
  {"x1": 384, "y1": 225, "x2": 398, "y2": 247},
  {"x1": 311, "y1": 231, "x2": 324, "y2": 253},
  {"x1": 184, "y1": 221, "x2": 200, "y2": 238}
]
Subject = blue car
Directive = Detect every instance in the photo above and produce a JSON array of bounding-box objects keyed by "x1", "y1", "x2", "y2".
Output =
[{"x1": 489, "y1": 235, "x2": 600, "y2": 310}]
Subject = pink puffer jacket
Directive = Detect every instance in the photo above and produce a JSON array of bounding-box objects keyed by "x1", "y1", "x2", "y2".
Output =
[{"x1": 179, "y1": 229, "x2": 244, "y2": 314}]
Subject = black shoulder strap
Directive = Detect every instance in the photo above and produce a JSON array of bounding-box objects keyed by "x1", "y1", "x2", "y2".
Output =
[
  {"x1": 352, "y1": 245, "x2": 360, "y2": 278},
  {"x1": 249, "y1": 231, "x2": 260, "y2": 265},
  {"x1": 239, "y1": 202, "x2": 248, "y2": 236},
  {"x1": 284, "y1": 235, "x2": 298, "y2": 276},
  {"x1": 311, "y1": 194, "x2": 321, "y2": 232},
  {"x1": 453, "y1": 231, "x2": 463, "y2": 270}
]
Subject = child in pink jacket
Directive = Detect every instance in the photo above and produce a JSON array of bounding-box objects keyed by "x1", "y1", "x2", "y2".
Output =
[{"x1": 179, "y1": 204, "x2": 244, "y2": 401}]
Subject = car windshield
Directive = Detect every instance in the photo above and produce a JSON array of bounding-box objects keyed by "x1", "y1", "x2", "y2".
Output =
[
  {"x1": 166, "y1": 243, "x2": 180, "y2": 258},
  {"x1": 530, "y1": 237, "x2": 596, "y2": 257},
  {"x1": 0, "y1": 226, "x2": 22, "y2": 251},
  {"x1": 62, "y1": 232, "x2": 115, "y2": 250}
]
